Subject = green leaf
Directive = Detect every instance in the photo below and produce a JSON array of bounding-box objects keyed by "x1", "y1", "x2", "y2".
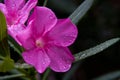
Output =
[
  {"x1": 8, "y1": 36, "x2": 23, "y2": 56},
  {"x1": 15, "y1": 63, "x2": 32, "y2": 69},
  {"x1": 0, "y1": 57, "x2": 14, "y2": 72},
  {"x1": 0, "y1": 11, "x2": 10, "y2": 57},
  {"x1": 0, "y1": 74, "x2": 25, "y2": 80},
  {"x1": 69, "y1": 0, "x2": 94, "y2": 24},
  {"x1": 0, "y1": 11, "x2": 7, "y2": 41},
  {"x1": 93, "y1": 71, "x2": 120, "y2": 80},
  {"x1": 43, "y1": 0, "x2": 48, "y2": 6},
  {"x1": 42, "y1": 68, "x2": 51, "y2": 80},
  {"x1": 74, "y1": 38, "x2": 120, "y2": 62},
  {"x1": 0, "y1": 11, "x2": 14, "y2": 73}
]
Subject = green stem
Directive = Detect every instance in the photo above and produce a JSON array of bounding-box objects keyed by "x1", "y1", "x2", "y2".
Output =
[
  {"x1": 43, "y1": 0, "x2": 48, "y2": 6},
  {"x1": 42, "y1": 69, "x2": 51, "y2": 80}
]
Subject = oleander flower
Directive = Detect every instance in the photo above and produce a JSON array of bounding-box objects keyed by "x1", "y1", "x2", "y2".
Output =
[
  {"x1": 17, "y1": 7, "x2": 78, "y2": 73},
  {"x1": 0, "y1": 0, "x2": 37, "y2": 44}
]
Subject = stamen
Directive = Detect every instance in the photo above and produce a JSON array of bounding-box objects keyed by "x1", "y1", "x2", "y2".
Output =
[{"x1": 36, "y1": 39, "x2": 44, "y2": 48}]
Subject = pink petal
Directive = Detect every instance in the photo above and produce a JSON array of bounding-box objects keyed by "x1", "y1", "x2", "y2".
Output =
[
  {"x1": 8, "y1": 24, "x2": 26, "y2": 45},
  {"x1": 21, "y1": 0, "x2": 38, "y2": 14},
  {"x1": 22, "y1": 48, "x2": 50, "y2": 73},
  {"x1": 16, "y1": 21, "x2": 35, "y2": 49},
  {"x1": 28, "y1": 6, "x2": 57, "y2": 38},
  {"x1": 4, "y1": 0, "x2": 25, "y2": 25},
  {"x1": 4, "y1": 0, "x2": 25, "y2": 12},
  {"x1": 46, "y1": 45, "x2": 74, "y2": 72},
  {"x1": 46, "y1": 18, "x2": 78, "y2": 47},
  {"x1": 18, "y1": 0, "x2": 37, "y2": 24},
  {"x1": 0, "y1": 3, "x2": 7, "y2": 16}
]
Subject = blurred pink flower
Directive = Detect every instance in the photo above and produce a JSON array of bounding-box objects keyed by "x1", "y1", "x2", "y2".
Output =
[
  {"x1": 0, "y1": 0, "x2": 37, "y2": 44},
  {"x1": 17, "y1": 7, "x2": 78, "y2": 73}
]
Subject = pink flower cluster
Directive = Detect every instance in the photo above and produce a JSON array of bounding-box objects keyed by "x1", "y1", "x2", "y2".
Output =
[{"x1": 0, "y1": 0, "x2": 78, "y2": 73}]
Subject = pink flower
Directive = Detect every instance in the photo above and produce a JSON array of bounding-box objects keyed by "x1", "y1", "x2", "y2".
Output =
[
  {"x1": 17, "y1": 7, "x2": 78, "y2": 73},
  {"x1": 0, "y1": 0, "x2": 37, "y2": 44}
]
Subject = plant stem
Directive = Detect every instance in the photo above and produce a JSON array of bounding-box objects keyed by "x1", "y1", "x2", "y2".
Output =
[
  {"x1": 43, "y1": 0, "x2": 48, "y2": 6},
  {"x1": 42, "y1": 69, "x2": 51, "y2": 80}
]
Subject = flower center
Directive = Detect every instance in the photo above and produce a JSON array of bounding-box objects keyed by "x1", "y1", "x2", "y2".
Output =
[{"x1": 35, "y1": 38, "x2": 45, "y2": 48}]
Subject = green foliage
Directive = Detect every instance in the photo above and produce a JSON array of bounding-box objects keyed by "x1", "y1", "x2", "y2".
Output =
[
  {"x1": 0, "y1": 11, "x2": 14, "y2": 72},
  {"x1": 74, "y1": 38, "x2": 120, "y2": 62},
  {"x1": 93, "y1": 71, "x2": 120, "y2": 80},
  {"x1": 69, "y1": 0, "x2": 94, "y2": 24},
  {"x1": 0, "y1": 57, "x2": 14, "y2": 72},
  {"x1": 8, "y1": 36, "x2": 23, "y2": 56},
  {"x1": 0, "y1": 11, "x2": 10, "y2": 57},
  {"x1": 0, "y1": 11, "x2": 7, "y2": 41},
  {"x1": 0, "y1": 74, "x2": 25, "y2": 80}
]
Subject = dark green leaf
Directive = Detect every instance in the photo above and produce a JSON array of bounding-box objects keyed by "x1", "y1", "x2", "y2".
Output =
[
  {"x1": 93, "y1": 71, "x2": 120, "y2": 80},
  {"x1": 0, "y1": 11, "x2": 7, "y2": 41},
  {"x1": 42, "y1": 68, "x2": 51, "y2": 80},
  {"x1": 0, "y1": 74, "x2": 25, "y2": 80},
  {"x1": 69, "y1": 0, "x2": 94, "y2": 24},
  {"x1": 8, "y1": 36, "x2": 23, "y2": 56},
  {"x1": 74, "y1": 38, "x2": 120, "y2": 62},
  {"x1": 0, "y1": 11, "x2": 14, "y2": 72},
  {"x1": 0, "y1": 11, "x2": 10, "y2": 57}
]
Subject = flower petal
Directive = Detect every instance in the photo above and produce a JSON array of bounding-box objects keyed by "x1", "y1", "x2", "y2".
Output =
[
  {"x1": 47, "y1": 18, "x2": 78, "y2": 47},
  {"x1": 0, "y1": 3, "x2": 7, "y2": 15},
  {"x1": 22, "y1": 48, "x2": 50, "y2": 73},
  {"x1": 18, "y1": 0, "x2": 37, "y2": 24},
  {"x1": 21, "y1": 0, "x2": 37, "y2": 12},
  {"x1": 28, "y1": 6, "x2": 57, "y2": 37},
  {"x1": 46, "y1": 45, "x2": 74, "y2": 72},
  {"x1": 4, "y1": 0, "x2": 25, "y2": 12},
  {"x1": 8, "y1": 24, "x2": 26, "y2": 45},
  {"x1": 16, "y1": 21, "x2": 35, "y2": 49}
]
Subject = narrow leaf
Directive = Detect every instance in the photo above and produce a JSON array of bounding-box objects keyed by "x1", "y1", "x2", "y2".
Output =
[
  {"x1": 0, "y1": 11, "x2": 10, "y2": 57},
  {"x1": 69, "y1": 0, "x2": 94, "y2": 24},
  {"x1": 0, "y1": 74, "x2": 25, "y2": 80},
  {"x1": 15, "y1": 63, "x2": 32, "y2": 69},
  {"x1": 0, "y1": 11, "x2": 6, "y2": 41},
  {"x1": 43, "y1": 0, "x2": 48, "y2": 6},
  {"x1": 42, "y1": 68, "x2": 51, "y2": 80},
  {"x1": 8, "y1": 36, "x2": 23, "y2": 56},
  {"x1": 0, "y1": 11, "x2": 14, "y2": 72},
  {"x1": 0, "y1": 57, "x2": 14, "y2": 72},
  {"x1": 93, "y1": 71, "x2": 120, "y2": 80},
  {"x1": 74, "y1": 38, "x2": 120, "y2": 62}
]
